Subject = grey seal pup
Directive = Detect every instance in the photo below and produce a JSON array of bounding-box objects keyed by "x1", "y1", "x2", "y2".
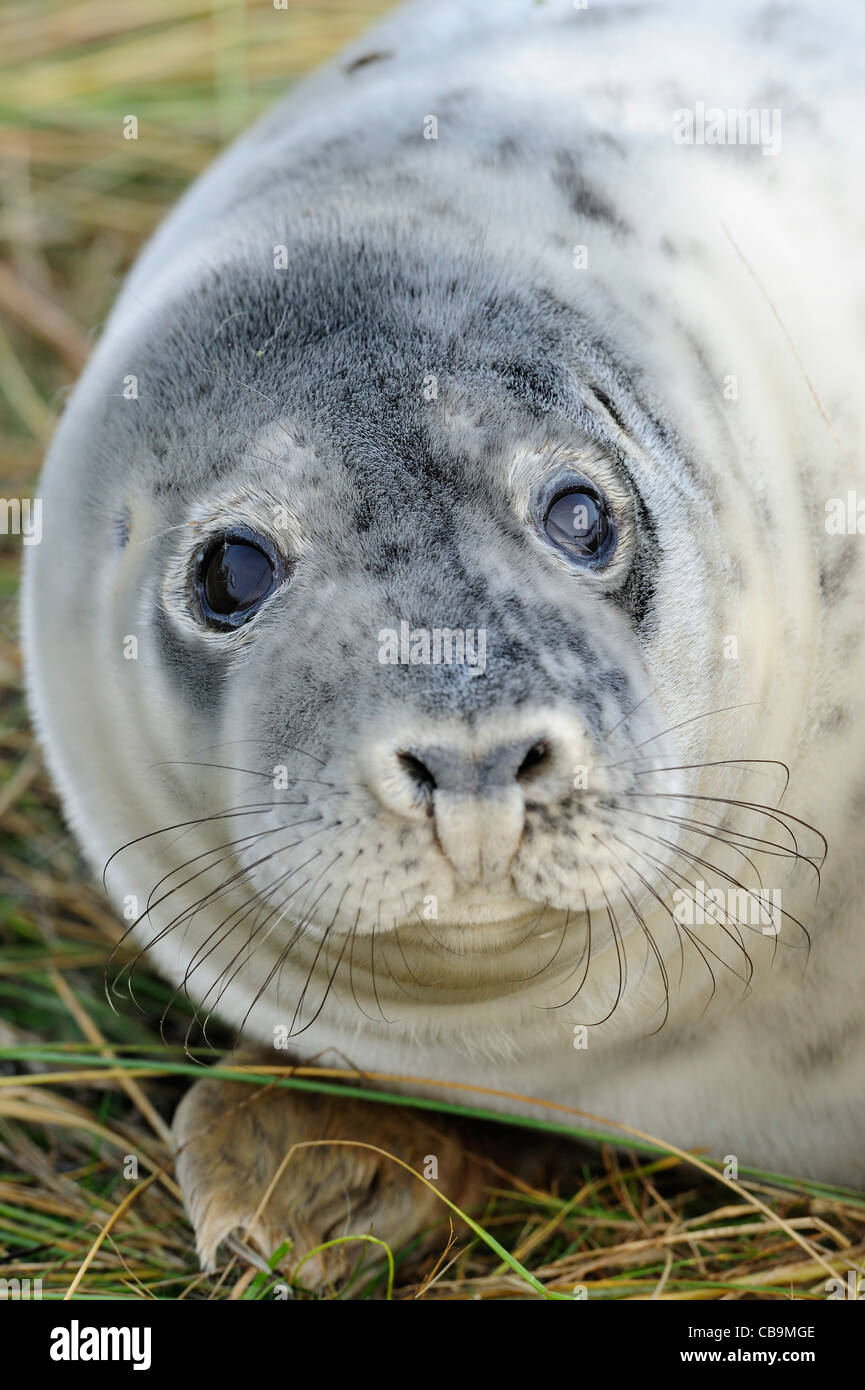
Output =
[{"x1": 23, "y1": 0, "x2": 865, "y2": 1277}]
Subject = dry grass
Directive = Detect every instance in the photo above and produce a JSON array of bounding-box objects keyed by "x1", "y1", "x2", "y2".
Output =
[{"x1": 1, "y1": 0, "x2": 864, "y2": 1301}]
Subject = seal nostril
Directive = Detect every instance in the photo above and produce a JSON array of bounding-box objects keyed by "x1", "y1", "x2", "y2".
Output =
[
  {"x1": 397, "y1": 750, "x2": 437, "y2": 797},
  {"x1": 517, "y1": 740, "x2": 551, "y2": 780}
]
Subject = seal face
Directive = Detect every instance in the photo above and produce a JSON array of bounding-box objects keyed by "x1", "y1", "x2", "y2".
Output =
[{"x1": 23, "y1": 0, "x2": 865, "y2": 1183}]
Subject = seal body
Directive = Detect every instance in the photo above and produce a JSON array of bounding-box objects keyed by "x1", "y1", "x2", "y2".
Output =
[{"x1": 24, "y1": 0, "x2": 865, "y2": 1184}]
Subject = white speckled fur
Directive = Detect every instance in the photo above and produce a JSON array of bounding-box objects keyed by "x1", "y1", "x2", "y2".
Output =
[{"x1": 24, "y1": 0, "x2": 865, "y2": 1183}]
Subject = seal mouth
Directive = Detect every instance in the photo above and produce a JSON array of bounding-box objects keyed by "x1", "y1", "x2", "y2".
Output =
[{"x1": 419, "y1": 895, "x2": 542, "y2": 929}]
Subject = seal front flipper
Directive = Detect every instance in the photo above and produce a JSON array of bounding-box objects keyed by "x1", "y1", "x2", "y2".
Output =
[{"x1": 172, "y1": 1065, "x2": 483, "y2": 1293}]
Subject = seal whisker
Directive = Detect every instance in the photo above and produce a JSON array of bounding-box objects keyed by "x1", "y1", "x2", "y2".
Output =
[
  {"x1": 164, "y1": 858, "x2": 307, "y2": 1051},
  {"x1": 196, "y1": 870, "x2": 320, "y2": 1051},
  {"x1": 114, "y1": 816, "x2": 342, "y2": 1018},
  {"x1": 603, "y1": 851, "x2": 672, "y2": 1034},
  {"x1": 148, "y1": 757, "x2": 359, "y2": 794},
  {"x1": 540, "y1": 892, "x2": 594, "y2": 1010},
  {"x1": 614, "y1": 832, "x2": 759, "y2": 971},
  {"x1": 201, "y1": 818, "x2": 362, "y2": 1026},
  {"x1": 347, "y1": 879, "x2": 386, "y2": 1025},
  {"x1": 619, "y1": 804, "x2": 822, "y2": 886},
  {"x1": 621, "y1": 824, "x2": 811, "y2": 960},
  {"x1": 284, "y1": 860, "x2": 350, "y2": 1034},
  {"x1": 613, "y1": 756, "x2": 791, "y2": 799},
  {"x1": 175, "y1": 846, "x2": 322, "y2": 1009},
  {"x1": 101, "y1": 804, "x2": 284, "y2": 890},
  {"x1": 288, "y1": 886, "x2": 354, "y2": 1037},
  {"x1": 389, "y1": 919, "x2": 435, "y2": 991},
  {"x1": 109, "y1": 814, "x2": 327, "y2": 982},
  {"x1": 209, "y1": 819, "x2": 365, "y2": 1046},
  {"x1": 396, "y1": 891, "x2": 467, "y2": 962},
  {"x1": 201, "y1": 364, "x2": 298, "y2": 452},
  {"x1": 601, "y1": 686, "x2": 661, "y2": 743},
  {"x1": 521, "y1": 906, "x2": 571, "y2": 982},
  {"x1": 606, "y1": 832, "x2": 708, "y2": 998},
  {"x1": 608, "y1": 829, "x2": 756, "y2": 998},
  {"x1": 107, "y1": 824, "x2": 302, "y2": 1007},
  {"x1": 626, "y1": 702, "x2": 764, "y2": 753},
  {"x1": 624, "y1": 791, "x2": 828, "y2": 866},
  {"x1": 583, "y1": 864, "x2": 627, "y2": 1026},
  {"x1": 368, "y1": 903, "x2": 392, "y2": 1025},
  {"x1": 626, "y1": 807, "x2": 768, "y2": 895},
  {"x1": 192, "y1": 738, "x2": 328, "y2": 768}
]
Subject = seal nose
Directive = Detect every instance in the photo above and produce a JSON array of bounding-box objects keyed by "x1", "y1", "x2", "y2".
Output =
[
  {"x1": 398, "y1": 738, "x2": 552, "y2": 884},
  {"x1": 367, "y1": 727, "x2": 568, "y2": 887},
  {"x1": 396, "y1": 738, "x2": 553, "y2": 799}
]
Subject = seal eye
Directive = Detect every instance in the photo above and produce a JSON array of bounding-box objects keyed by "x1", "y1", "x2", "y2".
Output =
[
  {"x1": 196, "y1": 532, "x2": 280, "y2": 628},
  {"x1": 543, "y1": 486, "x2": 614, "y2": 566}
]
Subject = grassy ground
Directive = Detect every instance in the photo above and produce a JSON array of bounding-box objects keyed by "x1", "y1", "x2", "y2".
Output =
[{"x1": 1, "y1": 0, "x2": 864, "y2": 1301}]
